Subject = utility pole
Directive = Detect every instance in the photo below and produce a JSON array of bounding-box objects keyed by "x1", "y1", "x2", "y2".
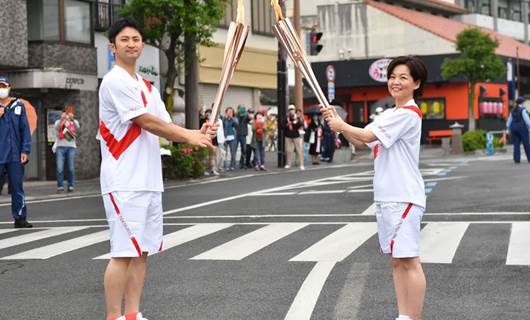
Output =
[
  {"x1": 515, "y1": 46, "x2": 521, "y2": 96},
  {"x1": 277, "y1": 0, "x2": 288, "y2": 168},
  {"x1": 293, "y1": 0, "x2": 303, "y2": 112}
]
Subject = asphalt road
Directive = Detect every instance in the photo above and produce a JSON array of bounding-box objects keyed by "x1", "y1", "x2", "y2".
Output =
[{"x1": 0, "y1": 151, "x2": 529, "y2": 320}]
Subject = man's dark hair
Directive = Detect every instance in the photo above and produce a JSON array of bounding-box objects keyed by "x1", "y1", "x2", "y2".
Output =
[
  {"x1": 108, "y1": 18, "x2": 144, "y2": 43},
  {"x1": 387, "y1": 56, "x2": 428, "y2": 98}
]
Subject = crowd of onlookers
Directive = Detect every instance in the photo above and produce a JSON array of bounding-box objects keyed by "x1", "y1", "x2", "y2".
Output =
[{"x1": 199, "y1": 104, "x2": 341, "y2": 175}]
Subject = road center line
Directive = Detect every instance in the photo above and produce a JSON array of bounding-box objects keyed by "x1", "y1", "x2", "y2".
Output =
[{"x1": 284, "y1": 262, "x2": 336, "y2": 320}]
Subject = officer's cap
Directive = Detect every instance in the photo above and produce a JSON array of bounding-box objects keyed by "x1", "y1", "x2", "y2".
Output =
[
  {"x1": 516, "y1": 96, "x2": 526, "y2": 104},
  {"x1": 0, "y1": 76, "x2": 10, "y2": 86}
]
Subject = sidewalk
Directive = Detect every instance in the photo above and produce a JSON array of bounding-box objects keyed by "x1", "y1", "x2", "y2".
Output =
[{"x1": 0, "y1": 145, "x2": 508, "y2": 204}]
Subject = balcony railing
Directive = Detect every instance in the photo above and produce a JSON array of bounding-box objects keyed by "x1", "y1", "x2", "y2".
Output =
[{"x1": 94, "y1": 2, "x2": 123, "y2": 32}]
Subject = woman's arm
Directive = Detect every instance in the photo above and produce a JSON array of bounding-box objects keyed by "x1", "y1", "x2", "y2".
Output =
[{"x1": 321, "y1": 106, "x2": 377, "y2": 148}]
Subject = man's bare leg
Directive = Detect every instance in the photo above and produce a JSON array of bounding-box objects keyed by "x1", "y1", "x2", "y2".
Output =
[
  {"x1": 105, "y1": 257, "x2": 132, "y2": 318},
  {"x1": 124, "y1": 253, "x2": 148, "y2": 314},
  {"x1": 392, "y1": 257, "x2": 426, "y2": 320}
]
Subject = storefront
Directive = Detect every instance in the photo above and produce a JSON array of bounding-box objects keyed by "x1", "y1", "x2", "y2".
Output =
[{"x1": 310, "y1": 53, "x2": 510, "y2": 143}]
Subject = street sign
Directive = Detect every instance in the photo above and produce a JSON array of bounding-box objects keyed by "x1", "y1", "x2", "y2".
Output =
[
  {"x1": 326, "y1": 65, "x2": 336, "y2": 82},
  {"x1": 328, "y1": 81, "x2": 335, "y2": 101}
]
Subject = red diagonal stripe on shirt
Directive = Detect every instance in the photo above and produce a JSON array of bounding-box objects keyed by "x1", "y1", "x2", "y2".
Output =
[
  {"x1": 141, "y1": 91, "x2": 147, "y2": 107},
  {"x1": 143, "y1": 79, "x2": 153, "y2": 93},
  {"x1": 403, "y1": 105, "x2": 423, "y2": 119},
  {"x1": 99, "y1": 121, "x2": 141, "y2": 160},
  {"x1": 374, "y1": 144, "x2": 380, "y2": 160}
]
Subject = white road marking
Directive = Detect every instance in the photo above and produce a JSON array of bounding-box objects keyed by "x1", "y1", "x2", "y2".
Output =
[
  {"x1": 361, "y1": 203, "x2": 376, "y2": 215},
  {"x1": 94, "y1": 223, "x2": 234, "y2": 260},
  {"x1": 506, "y1": 222, "x2": 530, "y2": 266},
  {"x1": 1, "y1": 230, "x2": 109, "y2": 260},
  {"x1": 0, "y1": 227, "x2": 87, "y2": 250},
  {"x1": 284, "y1": 262, "x2": 336, "y2": 320},
  {"x1": 290, "y1": 223, "x2": 377, "y2": 262},
  {"x1": 298, "y1": 190, "x2": 346, "y2": 195},
  {"x1": 163, "y1": 173, "x2": 365, "y2": 215},
  {"x1": 191, "y1": 223, "x2": 308, "y2": 260},
  {"x1": 420, "y1": 222, "x2": 469, "y2": 264}
]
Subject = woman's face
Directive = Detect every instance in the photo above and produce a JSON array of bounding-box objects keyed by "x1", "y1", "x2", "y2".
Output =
[
  {"x1": 387, "y1": 64, "x2": 419, "y2": 101},
  {"x1": 226, "y1": 108, "x2": 234, "y2": 118}
]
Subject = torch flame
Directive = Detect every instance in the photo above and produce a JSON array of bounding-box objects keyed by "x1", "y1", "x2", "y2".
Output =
[
  {"x1": 237, "y1": 0, "x2": 245, "y2": 24},
  {"x1": 271, "y1": 0, "x2": 284, "y2": 21}
]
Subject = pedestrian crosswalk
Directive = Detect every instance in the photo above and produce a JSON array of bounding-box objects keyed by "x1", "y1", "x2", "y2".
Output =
[{"x1": 0, "y1": 222, "x2": 528, "y2": 265}]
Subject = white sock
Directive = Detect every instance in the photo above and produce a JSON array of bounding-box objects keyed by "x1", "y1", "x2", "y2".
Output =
[{"x1": 398, "y1": 316, "x2": 411, "y2": 320}]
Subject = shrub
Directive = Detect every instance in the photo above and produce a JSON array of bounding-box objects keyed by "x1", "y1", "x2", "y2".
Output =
[
  {"x1": 162, "y1": 144, "x2": 208, "y2": 179},
  {"x1": 462, "y1": 129, "x2": 486, "y2": 152}
]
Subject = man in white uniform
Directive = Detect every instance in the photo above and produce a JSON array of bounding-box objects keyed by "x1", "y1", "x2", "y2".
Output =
[{"x1": 99, "y1": 18, "x2": 216, "y2": 320}]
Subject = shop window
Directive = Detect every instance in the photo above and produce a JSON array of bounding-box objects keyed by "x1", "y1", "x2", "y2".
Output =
[
  {"x1": 418, "y1": 98, "x2": 445, "y2": 120},
  {"x1": 220, "y1": 0, "x2": 237, "y2": 28},
  {"x1": 251, "y1": 0, "x2": 274, "y2": 35},
  {"x1": 27, "y1": 0, "x2": 94, "y2": 44},
  {"x1": 479, "y1": 98, "x2": 504, "y2": 117},
  {"x1": 349, "y1": 101, "x2": 365, "y2": 123}
]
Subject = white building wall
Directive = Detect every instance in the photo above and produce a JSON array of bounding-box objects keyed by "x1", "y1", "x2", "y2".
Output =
[
  {"x1": 199, "y1": 84, "x2": 255, "y2": 110},
  {"x1": 305, "y1": 3, "x2": 456, "y2": 62},
  {"x1": 457, "y1": 13, "x2": 528, "y2": 41}
]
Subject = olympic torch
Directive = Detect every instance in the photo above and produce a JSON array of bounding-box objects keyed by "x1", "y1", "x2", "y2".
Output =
[
  {"x1": 271, "y1": 0, "x2": 332, "y2": 113},
  {"x1": 209, "y1": 0, "x2": 250, "y2": 125}
]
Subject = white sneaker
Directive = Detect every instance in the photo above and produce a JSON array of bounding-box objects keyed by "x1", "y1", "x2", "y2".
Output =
[
  {"x1": 137, "y1": 313, "x2": 148, "y2": 320},
  {"x1": 284, "y1": 165, "x2": 291, "y2": 169},
  {"x1": 300, "y1": 166, "x2": 305, "y2": 170},
  {"x1": 115, "y1": 317, "x2": 125, "y2": 320}
]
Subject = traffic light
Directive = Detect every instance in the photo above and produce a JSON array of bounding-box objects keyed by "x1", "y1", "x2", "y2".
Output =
[{"x1": 309, "y1": 31, "x2": 323, "y2": 56}]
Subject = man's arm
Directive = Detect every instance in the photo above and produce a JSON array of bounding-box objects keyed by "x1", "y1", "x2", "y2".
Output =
[
  {"x1": 132, "y1": 113, "x2": 214, "y2": 148},
  {"x1": 19, "y1": 103, "x2": 32, "y2": 163}
]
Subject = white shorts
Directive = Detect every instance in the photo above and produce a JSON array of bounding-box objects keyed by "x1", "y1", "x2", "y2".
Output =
[
  {"x1": 103, "y1": 191, "x2": 163, "y2": 258},
  {"x1": 375, "y1": 202, "x2": 424, "y2": 258}
]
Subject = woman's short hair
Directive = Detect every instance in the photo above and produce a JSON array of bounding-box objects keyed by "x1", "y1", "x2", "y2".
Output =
[{"x1": 387, "y1": 56, "x2": 428, "y2": 98}]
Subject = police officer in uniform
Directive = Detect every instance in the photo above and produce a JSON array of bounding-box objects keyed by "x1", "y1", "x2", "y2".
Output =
[
  {"x1": 507, "y1": 96, "x2": 530, "y2": 163},
  {"x1": 0, "y1": 76, "x2": 33, "y2": 228}
]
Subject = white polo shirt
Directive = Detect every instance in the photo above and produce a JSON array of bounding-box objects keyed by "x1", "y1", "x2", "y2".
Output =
[
  {"x1": 98, "y1": 65, "x2": 171, "y2": 194},
  {"x1": 365, "y1": 99, "x2": 426, "y2": 208}
]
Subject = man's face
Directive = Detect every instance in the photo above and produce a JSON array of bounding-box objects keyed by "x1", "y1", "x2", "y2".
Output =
[
  {"x1": 110, "y1": 27, "x2": 144, "y2": 62},
  {"x1": 0, "y1": 82, "x2": 10, "y2": 90}
]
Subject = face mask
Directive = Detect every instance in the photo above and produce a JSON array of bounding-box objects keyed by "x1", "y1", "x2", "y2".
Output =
[{"x1": 0, "y1": 88, "x2": 9, "y2": 99}]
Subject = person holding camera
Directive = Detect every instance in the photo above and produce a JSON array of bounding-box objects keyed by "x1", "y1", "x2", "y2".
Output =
[
  {"x1": 54, "y1": 107, "x2": 80, "y2": 192},
  {"x1": 0, "y1": 76, "x2": 32, "y2": 228},
  {"x1": 283, "y1": 104, "x2": 305, "y2": 170}
]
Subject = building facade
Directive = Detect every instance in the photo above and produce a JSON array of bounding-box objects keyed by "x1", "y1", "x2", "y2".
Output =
[
  {"x1": 196, "y1": 0, "x2": 278, "y2": 115},
  {"x1": 289, "y1": 0, "x2": 530, "y2": 137}
]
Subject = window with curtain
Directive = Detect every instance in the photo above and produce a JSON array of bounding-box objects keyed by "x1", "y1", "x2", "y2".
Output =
[
  {"x1": 64, "y1": 0, "x2": 91, "y2": 44},
  {"x1": 27, "y1": 0, "x2": 60, "y2": 41},
  {"x1": 27, "y1": 0, "x2": 93, "y2": 44}
]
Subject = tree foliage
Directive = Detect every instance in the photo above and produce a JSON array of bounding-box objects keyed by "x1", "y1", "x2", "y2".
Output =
[
  {"x1": 441, "y1": 28, "x2": 505, "y2": 83},
  {"x1": 441, "y1": 28, "x2": 506, "y2": 130},
  {"x1": 119, "y1": 0, "x2": 228, "y2": 110}
]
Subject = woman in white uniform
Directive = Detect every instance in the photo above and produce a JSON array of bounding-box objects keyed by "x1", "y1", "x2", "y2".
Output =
[{"x1": 322, "y1": 56, "x2": 428, "y2": 320}]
